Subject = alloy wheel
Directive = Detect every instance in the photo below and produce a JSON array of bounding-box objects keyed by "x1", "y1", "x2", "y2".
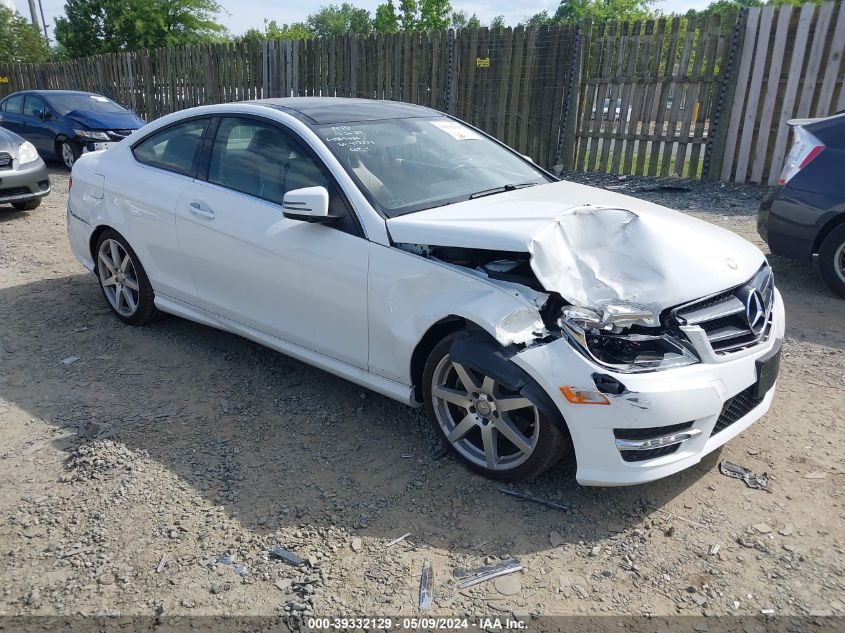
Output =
[
  {"x1": 62, "y1": 142, "x2": 76, "y2": 169},
  {"x1": 97, "y1": 239, "x2": 140, "y2": 317},
  {"x1": 835, "y1": 241, "x2": 845, "y2": 285},
  {"x1": 430, "y1": 355, "x2": 540, "y2": 471}
]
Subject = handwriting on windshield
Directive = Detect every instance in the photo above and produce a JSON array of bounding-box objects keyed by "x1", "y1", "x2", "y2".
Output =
[{"x1": 326, "y1": 126, "x2": 374, "y2": 152}]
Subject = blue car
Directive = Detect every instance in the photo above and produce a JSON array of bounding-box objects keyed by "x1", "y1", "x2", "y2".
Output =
[{"x1": 0, "y1": 90, "x2": 146, "y2": 170}]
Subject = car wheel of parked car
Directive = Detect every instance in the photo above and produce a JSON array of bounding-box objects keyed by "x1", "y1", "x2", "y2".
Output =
[
  {"x1": 95, "y1": 230, "x2": 160, "y2": 325},
  {"x1": 423, "y1": 332, "x2": 568, "y2": 482},
  {"x1": 60, "y1": 140, "x2": 81, "y2": 170},
  {"x1": 11, "y1": 199, "x2": 41, "y2": 211},
  {"x1": 818, "y1": 224, "x2": 845, "y2": 299}
]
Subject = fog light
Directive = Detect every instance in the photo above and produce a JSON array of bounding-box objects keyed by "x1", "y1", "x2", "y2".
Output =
[{"x1": 560, "y1": 386, "x2": 610, "y2": 405}]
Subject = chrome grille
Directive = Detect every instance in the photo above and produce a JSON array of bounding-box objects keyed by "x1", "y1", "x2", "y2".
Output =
[
  {"x1": 710, "y1": 384, "x2": 763, "y2": 436},
  {"x1": 0, "y1": 152, "x2": 11, "y2": 169},
  {"x1": 106, "y1": 129, "x2": 134, "y2": 141},
  {"x1": 672, "y1": 265, "x2": 774, "y2": 354}
]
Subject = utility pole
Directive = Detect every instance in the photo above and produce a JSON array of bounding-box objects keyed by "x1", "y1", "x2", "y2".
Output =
[
  {"x1": 27, "y1": 0, "x2": 40, "y2": 30},
  {"x1": 38, "y1": 0, "x2": 48, "y2": 40}
]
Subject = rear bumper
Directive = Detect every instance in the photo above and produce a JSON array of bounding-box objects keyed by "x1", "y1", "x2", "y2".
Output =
[
  {"x1": 66, "y1": 204, "x2": 96, "y2": 272},
  {"x1": 0, "y1": 159, "x2": 51, "y2": 203},
  {"x1": 758, "y1": 185, "x2": 831, "y2": 260},
  {"x1": 513, "y1": 289, "x2": 786, "y2": 486}
]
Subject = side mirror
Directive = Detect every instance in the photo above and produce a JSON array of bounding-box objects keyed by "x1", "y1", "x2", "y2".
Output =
[
  {"x1": 521, "y1": 154, "x2": 535, "y2": 164},
  {"x1": 32, "y1": 108, "x2": 43, "y2": 119},
  {"x1": 282, "y1": 186, "x2": 339, "y2": 223},
  {"x1": 43, "y1": 109, "x2": 52, "y2": 120}
]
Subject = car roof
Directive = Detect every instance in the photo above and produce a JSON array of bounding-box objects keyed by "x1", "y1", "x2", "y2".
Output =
[
  {"x1": 2, "y1": 90, "x2": 104, "y2": 101},
  {"x1": 253, "y1": 97, "x2": 441, "y2": 124}
]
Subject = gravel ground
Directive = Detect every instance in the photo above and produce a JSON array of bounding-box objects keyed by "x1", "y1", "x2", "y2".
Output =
[{"x1": 0, "y1": 169, "x2": 843, "y2": 623}]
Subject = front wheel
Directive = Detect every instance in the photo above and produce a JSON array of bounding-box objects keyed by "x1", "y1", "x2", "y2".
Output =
[
  {"x1": 818, "y1": 224, "x2": 845, "y2": 299},
  {"x1": 95, "y1": 230, "x2": 160, "y2": 325},
  {"x1": 60, "y1": 140, "x2": 81, "y2": 170},
  {"x1": 12, "y1": 198, "x2": 41, "y2": 211},
  {"x1": 423, "y1": 332, "x2": 568, "y2": 481}
]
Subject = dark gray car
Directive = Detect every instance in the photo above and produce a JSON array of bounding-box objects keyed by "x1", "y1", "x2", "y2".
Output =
[
  {"x1": 758, "y1": 112, "x2": 845, "y2": 298},
  {"x1": 0, "y1": 125, "x2": 51, "y2": 211}
]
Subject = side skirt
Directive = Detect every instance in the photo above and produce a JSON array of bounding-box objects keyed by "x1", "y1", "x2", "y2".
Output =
[{"x1": 154, "y1": 294, "x2": 418, "y2": 407}]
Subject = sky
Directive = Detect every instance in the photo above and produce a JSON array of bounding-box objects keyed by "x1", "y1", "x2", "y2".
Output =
[{"x1": 14, "y1": 0, "x2": 713, "y2": 44}]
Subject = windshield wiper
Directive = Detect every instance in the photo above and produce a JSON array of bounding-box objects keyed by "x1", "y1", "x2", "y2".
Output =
[{"x1": 469, "y1": 182, "x2": 538, "y2": 200}]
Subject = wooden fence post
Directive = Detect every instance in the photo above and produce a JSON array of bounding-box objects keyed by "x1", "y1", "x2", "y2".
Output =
[
  {"x1": 445, "y1": 29, "x2": 457, "y2": 115},
  {"x1": 703, "y1": 11, "x2": 747, "y2": 181},
  {"x1": 557, "y1": 23, "x2": 583, "y2": 172}
]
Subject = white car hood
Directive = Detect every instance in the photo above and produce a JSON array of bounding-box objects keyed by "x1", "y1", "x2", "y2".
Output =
[{"x1": 386, "y1": 180, "x2": 765, "y2": 316}]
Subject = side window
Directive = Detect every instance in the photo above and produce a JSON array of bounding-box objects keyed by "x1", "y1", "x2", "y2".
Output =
[
  {"x1": 132, "y1": 119, "x2": 208, "y2": 177},
  {"x1": 23, "y1": 96, "x2": 46, "y2": 117},
  {"x1": 3, "y1": 95, "x2": 24, "y2": 114},
  {"x1": 208, "y1": 117, "x2": 331, "y2": 205}
]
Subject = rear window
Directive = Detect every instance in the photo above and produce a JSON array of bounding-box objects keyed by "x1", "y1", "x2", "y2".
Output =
[
  {"x1": 2, "y1": 95, "x2": 24, "y2": 114},
  {"x1": 132, "y1": 119, "x2": 208, "y2": 177}
]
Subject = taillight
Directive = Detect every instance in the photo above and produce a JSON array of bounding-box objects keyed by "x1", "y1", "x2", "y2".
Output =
[{"x1": 779, "y1": 126, "x2": 824, "y2": 185}]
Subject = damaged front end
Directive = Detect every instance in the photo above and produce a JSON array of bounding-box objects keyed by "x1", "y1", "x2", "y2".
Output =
[{"x1": 394, "y1": 241, "x2": 701, "y2": 374}]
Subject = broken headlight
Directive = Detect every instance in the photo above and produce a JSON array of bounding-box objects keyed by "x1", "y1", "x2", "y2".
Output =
[{"x1": 560, "y1": 306, "x2": 699, "y2": 373}]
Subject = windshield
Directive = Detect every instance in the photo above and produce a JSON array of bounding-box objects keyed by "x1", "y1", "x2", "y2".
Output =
[
  {"x1": 315, "y1": 117, "x2": 552, "y2": 216},
  {"x1": 49, "y1": 94, "x2": 127, "y2": 116}
]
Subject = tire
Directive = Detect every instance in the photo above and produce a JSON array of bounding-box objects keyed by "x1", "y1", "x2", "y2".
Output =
[
  {"x1": 818, "y1": 224, "x2": 845, "y2": 299},
  {"x1": 59, "y1": 139, "x2": 81, "y2": 170},
  {"x1": 12, "y1": 198, "x2": 41, "y2": 211},
  {"x1": 422, "y1": 331, "x2": 568, "y2": 482},
  {"x1": 95, "y1": 229, "x2": 160, "y2": 325}
]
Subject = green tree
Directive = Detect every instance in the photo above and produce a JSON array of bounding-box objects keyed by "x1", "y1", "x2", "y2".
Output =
[
  {"x1": 418, "y1": 0, "x2": 451, "y2": 30},
  {"x1": 398, "y1": 0, "x2": 417, "y2": 30},
  {"x1": 306, "y1": 3, "x2": 372, "y2": 36},
  {"x1": 489, "y1": 15, "x2": 506, "y2": 30},
  {"x1": 55, "y1": 0, "x2": 225, "y2": 58},
  {"x1": 451, "y1": 9, "x2": 467, "y2": 28},
  {"x1": 466, "y1": 13, "x2": 481, "y2": 28},
  {"x1": 524, "y1": 10, "x2": 555, "y2": 26},
  {"x1": 0, "y1": 6, "x2": 50, "y2": 62},
  {"x1": 374, "y1": 0, "x2": 399, "y2": 32},
  {"x1": 553, "y1": 0, "x2": 656, "y2": 23},
  {"x1": 265, "y1": 19, "x2": 313, "y2": 39}
]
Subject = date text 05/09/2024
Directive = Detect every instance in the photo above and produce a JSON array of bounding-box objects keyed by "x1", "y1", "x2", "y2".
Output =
[{"x1": 306, "y1": 617, "x2": 527, "y2": 630}]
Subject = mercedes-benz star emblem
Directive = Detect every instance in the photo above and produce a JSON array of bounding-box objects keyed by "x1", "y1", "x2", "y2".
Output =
[{"x1": 745, "y1": 289, "x2": 766, "y2": 335}]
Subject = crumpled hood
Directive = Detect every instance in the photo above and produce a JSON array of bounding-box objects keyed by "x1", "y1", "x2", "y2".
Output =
[
  {"x1": 386, "y1": 180, "x2": 765, "y2": 316},
  {"x1": 65, "y1": 109, "x2": 146, "y2": 130}
]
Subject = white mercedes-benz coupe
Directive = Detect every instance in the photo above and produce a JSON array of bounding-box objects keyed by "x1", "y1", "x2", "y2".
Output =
[{"x1": 66, "y1": 98, "x2": 784, "y2": 485}]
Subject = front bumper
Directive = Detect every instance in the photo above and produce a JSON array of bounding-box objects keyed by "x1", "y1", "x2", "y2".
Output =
[
  {"x1": 0, "y1": 158, "x2": 51, "y2": 204},
  {"x1": 82, "y1": 141, "x2": 117, "y2": 154},
  {"x1": 513, "y1": 289, "x2": 786, "y2": 486}
]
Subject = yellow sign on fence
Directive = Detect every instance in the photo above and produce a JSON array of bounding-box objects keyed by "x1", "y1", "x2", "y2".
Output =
[
  {"x1": 0, "y1": 76, "x2": 9, "y2": 84},
  {"x1": 476, "y1": 57, "x2": 490, "y2": 68}
]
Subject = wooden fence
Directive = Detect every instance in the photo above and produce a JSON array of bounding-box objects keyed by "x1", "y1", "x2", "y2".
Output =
[{"x1": 0, "y1": 2, "x2": 843, "y2": 183}]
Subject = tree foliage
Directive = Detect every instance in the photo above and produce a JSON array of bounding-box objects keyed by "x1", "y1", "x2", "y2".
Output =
[
  {"x1": 306, "y1": 3, "x2": 372, "y2": 36},
  {"x1": 0, "y1": 6, "x2": 50, "y2": 63},
  {"x1": 553, "y1": 0, "x2": 656, "y2": 23},
  {"x1": 374, "y1": 0, "x2": 399, "y2": 32},
  {"x1": 55, "y1": 0, "x2": 225, "y2": 58}
]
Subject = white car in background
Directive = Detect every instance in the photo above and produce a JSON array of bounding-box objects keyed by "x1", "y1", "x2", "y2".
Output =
[{"x1": 66, "y1": 98, "x2": 784, "y2": 485}]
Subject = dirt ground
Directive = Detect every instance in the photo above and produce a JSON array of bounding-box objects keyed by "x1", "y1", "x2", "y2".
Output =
[{"x1": 0, "y1": 168, "x2": 843, "y2": 624}]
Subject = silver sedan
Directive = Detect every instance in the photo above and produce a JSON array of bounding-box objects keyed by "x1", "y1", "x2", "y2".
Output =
[{"x1": 0, "y1": 126, "x2": 50, "y2": 211}]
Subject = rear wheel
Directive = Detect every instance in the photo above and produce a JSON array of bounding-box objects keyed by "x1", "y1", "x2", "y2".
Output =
[
  {"x1": 95, "y1": 230, "x2": 160, "y2": 325},
  {"x1": 12, "y1": 199, "x2": 41, "y2": 211},
  {"x1": 818, "y1": 224, "x2": 845, "y2": 299},
  {"x1": 423, "y1": 332, "x2": 568, "y2": 481}
]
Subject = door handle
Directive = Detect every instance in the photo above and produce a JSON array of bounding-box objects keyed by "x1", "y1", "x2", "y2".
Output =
[{"x1": 189, "y1": 202, "x2": 215, "y2": 219}]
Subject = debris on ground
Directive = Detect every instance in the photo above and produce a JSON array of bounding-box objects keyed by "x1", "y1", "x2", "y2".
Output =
[
  {"x1": 498, "y1": 487, "x2": 573, "y2": 511},
  {"x1": 720, "y1": 460, "x2": 770, "y2": 491},
  {"x1": 419, "y1": 559, "x2": 433, "y2": 609},
  {"x1": 270, "y1": 546, "x2": 306, "y2": 567},
  {"x1": 453, "y1": 558, "x2": 522, "y2": 590},
  {"x1": 385, "y1": 532, "x2": 412, "y2": 548}
]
